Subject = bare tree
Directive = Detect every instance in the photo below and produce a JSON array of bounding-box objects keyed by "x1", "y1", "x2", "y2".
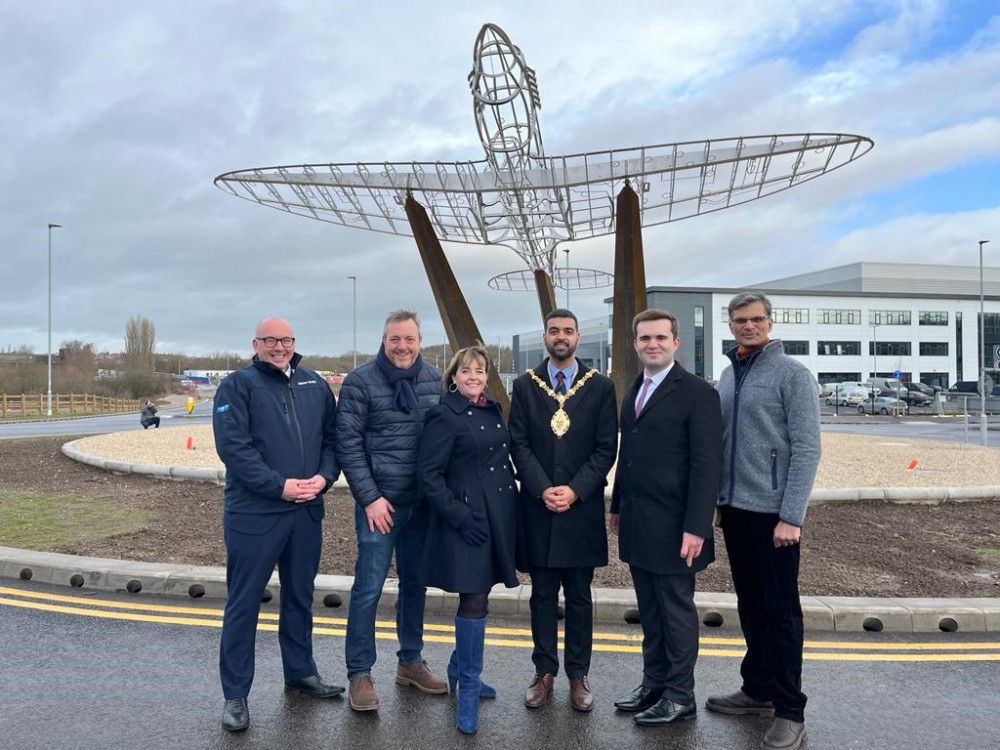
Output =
[
  {"x1": 124, "y1": 316, "x2": 156, "y2": 372},
  {"x1": 123, "y1": 315, "x2": 158, "y2": 397}
]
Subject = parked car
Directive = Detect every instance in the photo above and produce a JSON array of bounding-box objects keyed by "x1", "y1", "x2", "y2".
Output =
[
  {"x1": 821, "y1": 382, "x2": 871, "y2": 400},
  {"x1": 864, "y1": 378, "x2": 908, "y2": 399},
  {"x1": 949, "y1": 381, "x2": 981, "y2": 394},
  {"x1": 902, "y1": 381, "x2": 939, "y2": 398},
  {"x1": 826, "y1": 387, "x2": 868, "y2": 406},
  {"x1": 902, "y1": 390, "x2": 933, "y2": 407},
  {"x1": 859, "y1": 396, "x2": 909, "y2": 415}
]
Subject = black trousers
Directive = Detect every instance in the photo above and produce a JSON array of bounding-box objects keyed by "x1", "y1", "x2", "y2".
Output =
[
  {"x1": 528, "y1": 566, "x2": 594, "y2": 678},
  {"x1": 721, "y1": 505, "x2": 807, "y2": 722},
  {"x1": 629, "y1": 565, "x2": 699, "y2": 704}
]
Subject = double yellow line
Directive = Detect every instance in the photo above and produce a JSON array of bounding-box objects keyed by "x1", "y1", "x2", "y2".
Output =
[{"x1": 2, "y1": 585, "x2": 998, "y2": 663}]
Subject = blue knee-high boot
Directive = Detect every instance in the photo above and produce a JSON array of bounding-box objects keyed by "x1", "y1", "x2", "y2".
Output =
[
  {"x1": 448, "y1": 650, "x2": 496, "y2": 699},
  {"x1": 455, "y1": 615, "x2": 486, "y2": 734}
]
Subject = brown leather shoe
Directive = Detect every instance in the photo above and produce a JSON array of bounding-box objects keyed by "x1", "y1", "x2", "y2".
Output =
[
  {"x1": 395, "y1": 659, "x2": 448, "y2": 694},
  {"x1": 524, "y1": 673, "x2": 554, "y2": 708},
  {"x1": 569, "y1": 676, "x2": 594, "y2": 712},
  {"x1": 348, "y1": 675, "x2": 379, "y2": 712}
]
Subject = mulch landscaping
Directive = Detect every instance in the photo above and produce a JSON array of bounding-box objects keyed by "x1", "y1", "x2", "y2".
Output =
[{"x1": 2, "y1": 436, "x2": 998, "y2": 598}]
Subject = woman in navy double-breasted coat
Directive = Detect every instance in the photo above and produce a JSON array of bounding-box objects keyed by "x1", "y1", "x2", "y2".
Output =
[{"x1": 416, "y1": 345, "x2": 517, "y2": 734}]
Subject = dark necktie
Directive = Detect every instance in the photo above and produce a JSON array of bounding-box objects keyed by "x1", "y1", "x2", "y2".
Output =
[{"x1": 555, "y1": 371, "x2": 567, "y2": 395}]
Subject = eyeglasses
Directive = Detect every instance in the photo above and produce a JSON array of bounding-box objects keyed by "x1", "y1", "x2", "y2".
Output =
[
  {"x1": 730, "y1": 316, "x2": 769, "y2": 326},
  {"x1": 256, "y1": 336, "x2": 295, "y2": 347}
]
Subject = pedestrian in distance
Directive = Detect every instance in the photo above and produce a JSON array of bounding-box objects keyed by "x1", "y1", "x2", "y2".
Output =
[
  {"x1": 212, "y1": 317, "x2": 343, "y2": 733},
  {"x1": 508, "y1": 308, "x2": 618, "y2": 712},
  {"x1": 416, "y1": 344, "x2": 519, "y2": 734},
  {"x1": 707, "y1": 291, "x2": 821, "y2": 750},
  {"x1": 610, "y1": 309, "x2": 723, "y2": 727},
  {"x1": 336, "y1": 309, "x2": 448, "y2": 711},
  {"x1": 140, "y1": 399, "x2": 160, "y2": 429}
]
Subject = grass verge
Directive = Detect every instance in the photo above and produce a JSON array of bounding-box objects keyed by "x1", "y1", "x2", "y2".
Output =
[{"x1": 0, "y1": 490, "x2": 150, "y2": 549}]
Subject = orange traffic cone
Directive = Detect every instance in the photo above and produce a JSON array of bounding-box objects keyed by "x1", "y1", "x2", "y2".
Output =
[
  {"x1": 186, "y1": 436, "x2": 193, "y2": 450},
  {"x1": 907, "y1": 459, "x2": 918, "y2": 470}
]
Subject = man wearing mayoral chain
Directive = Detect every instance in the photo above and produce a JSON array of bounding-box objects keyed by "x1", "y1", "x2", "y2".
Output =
[{"x1": 509, "y1": 308, "x2": 618, "y2": 713}]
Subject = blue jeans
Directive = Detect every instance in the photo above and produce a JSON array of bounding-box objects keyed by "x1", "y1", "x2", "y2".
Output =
[{"x1": 345, "y1": 503, "x2": 429, "y2": 679}]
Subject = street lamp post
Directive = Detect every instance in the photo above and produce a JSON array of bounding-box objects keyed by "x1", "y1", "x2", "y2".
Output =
[
  {"x1": 563, "y1": 247, "x2": 570, "y2": 308},
  {"x1": 979, "y1": 240, "x2": 990, "y2": 446},
  {"x1": 870, "y1": 324, "x2": 878, "y2": 417},
  {"x1": 46, "y1": 223, "x2": 62, "y2": 416},
  {"x1": 347, "y1": 275, "x2": 357, "y2": 369}
]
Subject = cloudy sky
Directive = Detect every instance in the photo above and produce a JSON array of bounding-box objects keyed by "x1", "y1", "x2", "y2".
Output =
[{"x1": 3, "y1": 0, "x2": 998, "y2": 358}]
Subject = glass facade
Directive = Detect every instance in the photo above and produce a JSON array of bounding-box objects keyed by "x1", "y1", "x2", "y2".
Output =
[
  {"x1": 870, "y1": 310, "x2": 912, "y2": 325},
  {"x1": 869, "y1": 341, "x2": 911, "y2": 356},
  {"x1": 818, "y1": 341, "x2": 861, "y2": 356},
  {"x1": 772, "y1": 308, "x2": 809, "y2": 324},
  {"x1": 919, "y1": 311, "x2": 948, "y2": 326},
  {"x1": 919, "y1": 342, "x2": 948, "y2": 356},
  {"x1": 817, "y1": 309, "x2": 862, "y2": 324}
]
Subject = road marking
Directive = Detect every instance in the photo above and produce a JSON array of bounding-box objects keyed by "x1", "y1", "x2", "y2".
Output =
[{"x1": 2, "y1": 585, "x2": 998, "y2": 662}]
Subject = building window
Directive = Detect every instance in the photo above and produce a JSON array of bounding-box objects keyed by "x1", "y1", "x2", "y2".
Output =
[
  {"x1": 782, "y1": 340, "x2": 809, "y2": 355},
  {"x1": 919, "y1": 311, "x2": 948, "y2": 326},
  {"x1": 869, "y1": 310, "x2": 912, "y2": 326},
  {"x1": 694, "y1": 306, "x2": 705, "y2": 378},
  {"x1": 919, "y1": 342, "x2": 949, "y2": 357},
  {"x1": 956, "y1": 312, "x2": 963, "y2": 377},
  {"x1": 721, "y1": 307, "x2": 730, "y2": 323},
  {"x1": 817, "y1": 309, "x2": 861, "y2": 325},
  {"x1": 722, "y1": 339, "x2": 736, "y2": 354},
  {"x1": 869, "y1": 341, "x2": 911, "y2": 356},
  {"x1": 772, "y1": 308, "x2": 809, "y2": 324},
  {"x1": 818, "y1": 341, "x2": 860, "y2": 356},
  {"x1": 818, "y1": 372, "x2": 861, "y2": 383}
]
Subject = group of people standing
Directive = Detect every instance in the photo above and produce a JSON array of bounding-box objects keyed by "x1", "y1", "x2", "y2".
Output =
[{"x1": 211, "y1": 291, "x2": 820, "y2": 750}]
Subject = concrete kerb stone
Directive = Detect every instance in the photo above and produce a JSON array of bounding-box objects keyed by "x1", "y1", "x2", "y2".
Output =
[
  {"x1": 892, "y1": 598, "x2": 988, "y2": 632},
  {"x1": 818, "y1": 596, "x2": 914, "y2": 632}
]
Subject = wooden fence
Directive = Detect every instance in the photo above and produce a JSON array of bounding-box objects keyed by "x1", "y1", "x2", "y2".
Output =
[{"x1": 0, "y1": 393, "x2": 141, "y2": 418}]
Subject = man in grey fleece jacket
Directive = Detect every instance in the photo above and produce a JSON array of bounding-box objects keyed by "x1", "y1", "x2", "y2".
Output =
[{"x1": 707, "y1": 292, "x2": 820, "y2": 750}]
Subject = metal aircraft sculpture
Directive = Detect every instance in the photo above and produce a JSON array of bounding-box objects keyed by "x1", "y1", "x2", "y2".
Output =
[{"x1": 216, "y1": 23, "x2": 874, "y2": 404}]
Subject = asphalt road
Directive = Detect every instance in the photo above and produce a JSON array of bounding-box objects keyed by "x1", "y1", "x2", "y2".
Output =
[
  {"x1": 0, "y1": 401, "x2": 213, "y2": 439},
  {"x1": 1, "y1": 581, "x2": 997, "y2": 750}
]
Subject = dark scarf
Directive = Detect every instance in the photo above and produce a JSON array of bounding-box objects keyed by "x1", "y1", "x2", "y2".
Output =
[{"x1": 376, "y1": 344, "x2": 424, "y2": 413}]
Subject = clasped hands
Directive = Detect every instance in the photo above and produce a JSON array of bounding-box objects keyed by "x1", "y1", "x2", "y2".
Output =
[
  {"x1": 542, "y1": 485, "x2": 577, "y2": 513},
  {"x1": 281, "y1": 475, "x2": 327, "y2": 504}
]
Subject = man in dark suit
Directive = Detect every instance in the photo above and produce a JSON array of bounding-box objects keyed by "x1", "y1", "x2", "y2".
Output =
[
  {"x1": 610, "y1": 308, "x2": 723, "y2": 727},
  {"x1": 509, "y1": 308, "x2": 618, "y2": 712}
]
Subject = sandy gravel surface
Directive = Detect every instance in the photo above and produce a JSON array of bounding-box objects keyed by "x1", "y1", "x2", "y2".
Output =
[{"x1": 71, "y1": 424, "x2": 1000, "y2": 490}]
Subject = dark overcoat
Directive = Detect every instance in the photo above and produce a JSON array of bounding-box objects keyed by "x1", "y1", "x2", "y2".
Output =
[
  {"x1": 508, "y1": 361, "x2": 618, "y2": 570},
  {"x1": 416, "y1": 389, "x2": 518, "y2": 593},
  {"x1": 610, "y1": 363, "x2": 723, "y2": 575}
]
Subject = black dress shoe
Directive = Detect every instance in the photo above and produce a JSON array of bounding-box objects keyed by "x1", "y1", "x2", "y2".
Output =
[
  {"x1": 221, "y1": 698, "x2": 249, "y2": 732},
  {"x1": 614, "y1": 685, "x2": 665, "y2": 713},
  {"x1": 284, "y1": 674, "x2": 345, "y2": 698},
  {"x1": 634, "y1": 698, "x2": 697, "y2": 726}
]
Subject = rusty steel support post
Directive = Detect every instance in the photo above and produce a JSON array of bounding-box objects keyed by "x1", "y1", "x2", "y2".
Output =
[
  {"x1": 405, "y1": 195, "x2": 510, "y2": 414},
  {"x1": 533, "y1": 269, "x2": 557, "y2": 320},
  {"x1": 611, "y1": 182, "x2": 647, "y2": 402}
]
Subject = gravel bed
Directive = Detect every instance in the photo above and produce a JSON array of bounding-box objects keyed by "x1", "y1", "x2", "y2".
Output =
[{"x1": 70, "y1": 425, "x2": 1000, "y2": 491}]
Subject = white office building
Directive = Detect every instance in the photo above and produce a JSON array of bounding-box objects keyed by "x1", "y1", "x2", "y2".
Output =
[{"x1": 513, "y1": 262, "x2": 1000, "y2": 390}]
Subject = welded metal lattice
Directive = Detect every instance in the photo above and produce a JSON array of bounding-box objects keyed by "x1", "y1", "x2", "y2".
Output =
[{"x1": 215, "y1": 23, "x2": 874, "y2": 282}]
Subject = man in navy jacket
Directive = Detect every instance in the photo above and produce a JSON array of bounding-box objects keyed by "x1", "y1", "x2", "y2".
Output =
[{"x1": 213, "y1": 317, "x2": 342, "y2": 732}]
